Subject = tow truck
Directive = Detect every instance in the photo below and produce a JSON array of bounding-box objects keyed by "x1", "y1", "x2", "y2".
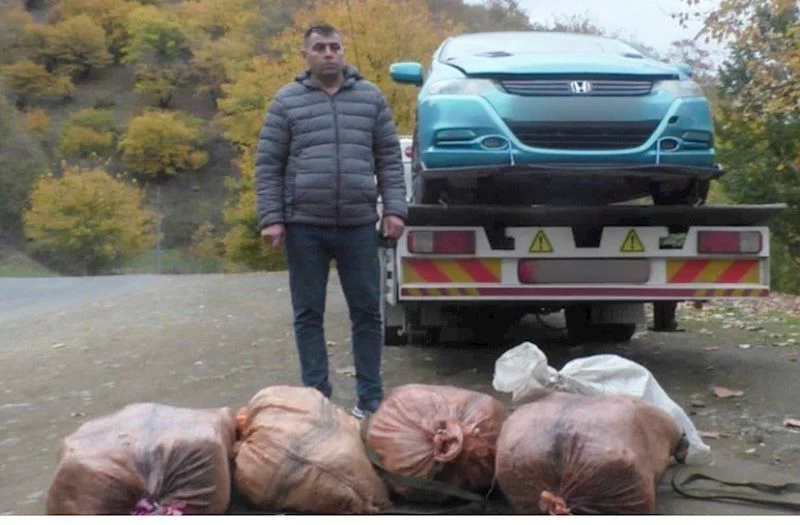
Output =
[{"x1": 381, "y1": 138, "x2": 785, "y2": 345}]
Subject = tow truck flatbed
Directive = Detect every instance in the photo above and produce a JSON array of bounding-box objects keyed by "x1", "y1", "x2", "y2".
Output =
[
  {"x1": 380, "y1": 203, "x2": 786, "y2": 346},
  {"x1": 406, "y1": 204, "x2": 787, "y2": 228}
]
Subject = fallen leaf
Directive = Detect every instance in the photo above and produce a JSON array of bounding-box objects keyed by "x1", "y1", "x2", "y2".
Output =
[
  {"x1": 713, "y1": 386, "x2": 745, "y2": 399},
  {"x1": 784, "y1": 418, "x2": 800, "y2": 429},
  {"x1": 699, "y1": 431, "x2": 723, "y2": 439},
  {"x1": 336, "y1": 366, "x2": 356, "y2": 377},
  {"x1": 70, "y1": 412, "x2": 86, "y2": 418},
  {"x1": 704, "y1": 346, "x2": 720, "y2": 351},
  {"x1": 744, "y1": 448, "x2": 757, "y2": 455},
  {"x1": 52, "y1": 343, "x2": 65, "y2": 349},
  {"x1": 691, "y1": 400, "x2": 707, "y2": 408},
  {"x1": 738, "y1": 344, "x2": 752, "y2": 350},
  {"x1": 326, "y1": 341, "x2": 338, "y2": 347}
]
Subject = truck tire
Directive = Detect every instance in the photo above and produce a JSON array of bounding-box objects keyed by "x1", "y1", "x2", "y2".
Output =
[{"x1": 564, "y1": 306, "x2": 637, "y2": 344}]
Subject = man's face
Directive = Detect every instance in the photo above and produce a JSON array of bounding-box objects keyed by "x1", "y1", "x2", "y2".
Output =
[{"x1": 302, "y1": 31, "x2": 345, "y2": 81}]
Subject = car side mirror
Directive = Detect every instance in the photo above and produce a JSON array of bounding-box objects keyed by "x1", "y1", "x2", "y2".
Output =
[{"x1": 390, "y1": 62, "x2": 424, "y2": 86}]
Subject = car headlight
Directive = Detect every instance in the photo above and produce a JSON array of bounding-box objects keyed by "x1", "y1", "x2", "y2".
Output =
[
  {"x1": 425, "y1": 79, "x2": 497, "y2": 96},
  {"x1": 653, "y1": 80, "x2": 705, "y2": 97}
]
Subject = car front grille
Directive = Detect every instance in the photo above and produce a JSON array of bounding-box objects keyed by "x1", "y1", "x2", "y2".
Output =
[
  {"x1": 505, "y1": 120, "x2": 660, "y2": 150},
  {"x1": 499, "y1": 79, "x2": 653, "y2": 96}
]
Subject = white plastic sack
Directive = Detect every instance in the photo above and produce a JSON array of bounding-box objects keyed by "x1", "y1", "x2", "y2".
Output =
[{"x1": 492, "y1": 341, "x2": 712, "y2": 465}]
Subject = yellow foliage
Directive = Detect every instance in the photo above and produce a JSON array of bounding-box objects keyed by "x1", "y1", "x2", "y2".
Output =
[
  {"x1": 21, "y1": 109, "x2": 51, "y2": 135},
  {"x1": 118, "y1": 110, "x2": 209, "y2": 178},
  {"x1": 0, "y1": 3, "x2": 37, "y2": 65},
  {"x1": 0, "y1": 60, "x2": 74, "y2": 107},
  {"x1": 121, "y1": 5, "x2": 193, "y2": 106},
  {"x1": 23, "y1": 166, "x2": 155, "y2": 274},
  {"x1": 684, "y1": 0, "x2": 799, "y2": 117},
  {"x1": 263, "y1": 0, "x2": 464, "y2": 134},
  {"x1": 59, "y1": 108, "x2": 118, "y2": 159},
  {"x1": 217, "y1": 57, "x2": 291, "y2": 148},
  {"x1": 51, "y1": 0, "x2": 135, "y2": 60},
  {"x1": 60, "y1": 127, "x2": 115, "y2": 159},
  {"x1": 43, "y1": 14, "x2": 112, "y2": 78},
  {"x1": 218, "y1": 0, "x2": 464, "y2": 269}
]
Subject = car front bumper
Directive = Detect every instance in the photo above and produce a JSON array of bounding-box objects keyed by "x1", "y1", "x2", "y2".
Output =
[{"x1": 416, "y1": 94, "x2": 716, "y2": 171}]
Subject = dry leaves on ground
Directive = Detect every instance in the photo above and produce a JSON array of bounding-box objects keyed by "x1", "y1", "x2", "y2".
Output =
[{"x1": 713, "y1": 386, "x2": 745, "y2": 399}]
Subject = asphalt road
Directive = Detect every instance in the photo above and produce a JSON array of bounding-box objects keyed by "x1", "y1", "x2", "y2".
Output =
[{"x1": 1, "y1": 273, "x2": 798, "y2": 515}]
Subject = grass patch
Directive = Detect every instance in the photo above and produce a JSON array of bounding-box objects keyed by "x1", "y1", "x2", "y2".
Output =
[
  {"x1": 119, "y1": 248, "x2": 225, "y2": 275},
  {"x1": 0, "y1": 248, "x2": 59, "y2": 277}
]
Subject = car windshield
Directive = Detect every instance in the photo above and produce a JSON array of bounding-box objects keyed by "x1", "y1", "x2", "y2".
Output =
[{"x1": 440, "y1": 32, "x2": 647, "y2": 61}]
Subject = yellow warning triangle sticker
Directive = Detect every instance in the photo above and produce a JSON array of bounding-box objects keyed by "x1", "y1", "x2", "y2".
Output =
[
  {"x1": 620, "y1": 229, "x2": 645, "y2": 253},
  {"x1": 529, "y1": 230, "x2": 554, "y2": 253}
]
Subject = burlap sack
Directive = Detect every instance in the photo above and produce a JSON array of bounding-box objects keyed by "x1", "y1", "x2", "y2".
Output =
[
  {"x1": 234, "y1": 385, "x2": 390, "y2": 514},
  {"x1": 495, "y1": 391, "x2": 688, "y2": 514},
  {"x1": 46, "y1": 403, "x2": 236, "y2": 515},
  {"x1": 365, "y1": 384, "x2": 506, "y2": 502}
]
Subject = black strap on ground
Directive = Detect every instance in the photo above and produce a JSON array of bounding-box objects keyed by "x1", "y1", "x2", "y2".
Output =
[
  {"x1": 359, "y1": 413, "x2": 492, "y2": 515},
  {"x1": 671, "y1": 465, "x2": 800, "y2": 511}
]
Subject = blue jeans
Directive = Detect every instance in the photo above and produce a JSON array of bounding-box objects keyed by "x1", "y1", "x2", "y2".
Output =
[{"x1": 284, "y1": 223, "x2": 383, "y2": 411}]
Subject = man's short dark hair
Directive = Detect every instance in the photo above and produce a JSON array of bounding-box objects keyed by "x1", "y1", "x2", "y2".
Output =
[{"x1": 304, "y1": 24, "x2": 339, "y2": 46}]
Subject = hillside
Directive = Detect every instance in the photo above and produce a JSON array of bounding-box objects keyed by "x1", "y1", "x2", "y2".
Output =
[
  {"x1": 1, "y1": 0, "x2": 798, "y2": 295},
  {"x1": 0, "y1": 0, "x2": 533, "y2": 276}
]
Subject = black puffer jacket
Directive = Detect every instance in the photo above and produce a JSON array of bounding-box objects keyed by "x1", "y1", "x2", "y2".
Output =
[{"x1": 255, "y1": 66, "x2": 407, "y2": 229}]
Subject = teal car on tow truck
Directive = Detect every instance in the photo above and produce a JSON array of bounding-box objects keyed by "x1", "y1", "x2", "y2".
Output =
[{"x1": 390, "y1": 31, "x2": 721, "y2": 206}]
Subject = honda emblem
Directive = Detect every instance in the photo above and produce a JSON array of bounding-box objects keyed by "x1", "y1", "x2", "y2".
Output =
[{"x1": 569, "y1": 80, "x2": 593, "y2": 94}]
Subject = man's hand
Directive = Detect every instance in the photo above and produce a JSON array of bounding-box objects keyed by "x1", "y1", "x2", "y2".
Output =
[
  {"x1": 381, "y1": 215, "x2": 405, "y2": 240},
  {"x1": 260, "y1": 223, "x2": 285, "y2": 249}
]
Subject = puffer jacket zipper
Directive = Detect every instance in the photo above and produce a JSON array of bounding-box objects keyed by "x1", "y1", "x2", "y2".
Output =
[{"x1": 329, "y1": 92, "x2": 341, "y2": 226}]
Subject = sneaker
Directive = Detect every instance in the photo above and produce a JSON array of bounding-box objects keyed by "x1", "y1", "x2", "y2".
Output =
[{"x1": 351, "y1": 406, "x2": 367, "y2": 420}]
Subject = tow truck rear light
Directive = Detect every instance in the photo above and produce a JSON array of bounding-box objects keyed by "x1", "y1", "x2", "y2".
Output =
[
  {"x1": 697, "y1": 231, "x2": 762, "y2": 254},
  {"x1": 407, "y1": 230, "x2": 476, "y2": 254}
]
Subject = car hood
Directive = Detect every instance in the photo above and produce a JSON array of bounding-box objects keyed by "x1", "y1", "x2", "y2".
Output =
[{"x1": 444, "y1": 52, "x2": 680, "y2": 78}]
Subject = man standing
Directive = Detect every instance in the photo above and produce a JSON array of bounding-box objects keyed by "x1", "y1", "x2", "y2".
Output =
[{"x1": 255, "y1": 24, "x2": 407, "y2": 419}]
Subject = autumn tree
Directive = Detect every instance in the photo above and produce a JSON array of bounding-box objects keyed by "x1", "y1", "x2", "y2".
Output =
[
  {"x1": 680, "y1": 0, "x2": 799, "y2": 118},
  {"x1": 118, "y1": 110, "x2": 209, "y2": 179},
  {"x1": 41, "y1": 13, "x2": 112, "y2": 79},
  {"x1": 50, "y1": 0, "x2": 135, "y2": 62},
  {"x1": 0, "y1": 3, "x2": 38, "y2": 65},
  {"x1": 178, "y1": 0, "x2": 318, "y2": 105},
  {"x1": 122, "y1": 5, "x2": 193, "y2": 107},
  {"x1": 425, "y1": 0, "x2": 531, "y2": 30},
  {"x1": 218, "y1": 0, "x2": 465, "y2": 268},
  {"x1": 21, "y1": 108, "x2": 51, "y2": 136},
  {"x1": 59, "y1": 108, "x2": 118, "y2": 159},
  {"x1": 23, "y1": 166, "x2": 155, "y2": 275},
  {"x1": 682, "y1": 1, "x2": 800, "y2": 290},
  {"x1": 0, "y1": 60, "x2": 74, "y2": 108}
]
